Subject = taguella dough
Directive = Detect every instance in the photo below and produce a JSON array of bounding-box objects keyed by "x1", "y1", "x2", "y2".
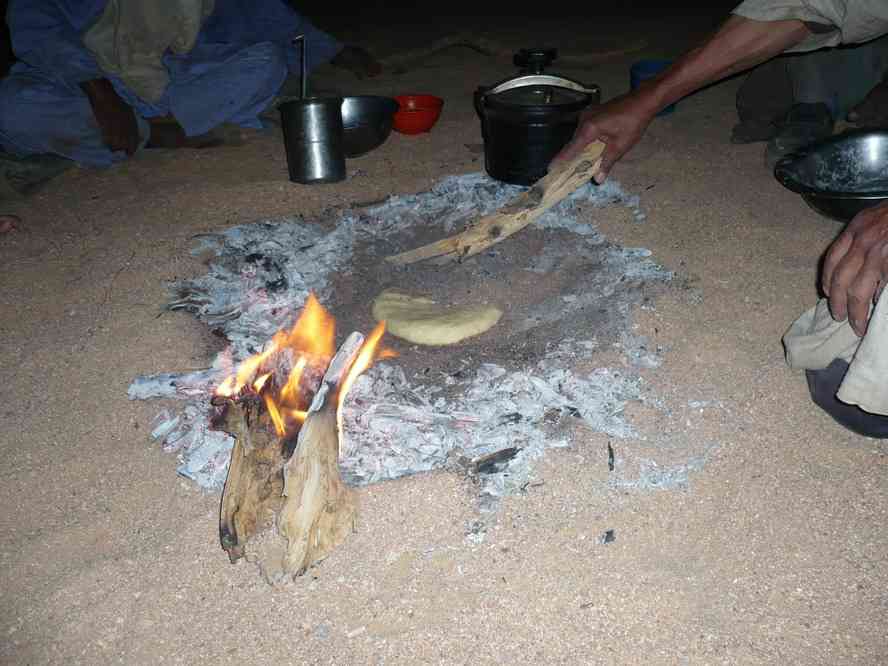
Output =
[{"x1": 371, "y1": 290, "x2": 503, "y2": 346}]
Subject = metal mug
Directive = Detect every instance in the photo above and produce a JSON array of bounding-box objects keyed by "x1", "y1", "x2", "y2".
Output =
[{"x1": 279, "y1": 96, "x2": 346, "y2": 184}]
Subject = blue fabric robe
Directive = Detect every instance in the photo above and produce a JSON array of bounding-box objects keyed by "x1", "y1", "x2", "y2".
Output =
[{"x1": 0, "y1": 0, "x2": 342, "y2": 166}]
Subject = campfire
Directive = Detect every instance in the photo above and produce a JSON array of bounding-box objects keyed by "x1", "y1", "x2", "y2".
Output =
[
  {"x1": 129, "y1": 172, "x2": 687, "y2": 586},
  {"x1": 211, "y1": 293, "x2": 394, "y2": 578}
]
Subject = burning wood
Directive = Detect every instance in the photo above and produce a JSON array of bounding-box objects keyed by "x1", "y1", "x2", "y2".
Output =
[
  {"x1": 217, "y1": 395, "x2": 286, "y2": 563},
  {"x1": 212, "y1": 294, "x2": 392, "y2": 579},
  {"x1": 279, "y1": 332, "x2": 364, "y2": 575}
]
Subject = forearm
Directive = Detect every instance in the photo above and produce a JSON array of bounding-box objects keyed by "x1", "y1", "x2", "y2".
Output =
[
  {"x1": 78, "y1": 76, "x2": 139, "y2": 156},
  {"x1": 79, "y1": 77, "x2": 131, "y2": 120},
  {"x1": 642, "y1": 16, "x2": 811, "y2": 114}
]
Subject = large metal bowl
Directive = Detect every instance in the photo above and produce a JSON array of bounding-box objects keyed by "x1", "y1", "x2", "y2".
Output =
[
  {"x1": 774, "y1": 129, "x2": 888, "y2": 223},
  {"x1": 341, "y1": 96, "x2": 398, "y2": 158}
]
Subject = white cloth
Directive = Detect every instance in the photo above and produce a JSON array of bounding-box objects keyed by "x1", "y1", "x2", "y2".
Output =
[
  {"x1": 83, "y1": 0, "x2": 216, "y2": 103},
  {"x1": 783, "y1": 289, "x2": 888, "y2": 415},
  {"x1": 733, "y1": 0, "x2": 888, "y2": 52}
]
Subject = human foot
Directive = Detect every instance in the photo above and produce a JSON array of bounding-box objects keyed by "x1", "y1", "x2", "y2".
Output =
[{"x1": 147, "y1": 118, "x2": 225, "y2": 149}]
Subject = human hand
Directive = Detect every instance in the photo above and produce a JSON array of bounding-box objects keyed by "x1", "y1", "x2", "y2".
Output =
[
  {"x1": 822, "y1": 200, "x2": 888, "y2": 336},
  {"x1": 80, "y1": 78, "x2": 139, "y2": 156},
  {"x1": 551, "y1": 88, "x2": 660, "y2": 183}
]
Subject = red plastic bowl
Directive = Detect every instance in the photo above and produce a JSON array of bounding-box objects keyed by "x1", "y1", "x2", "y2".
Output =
[{"x1": 393, "y1": 94, "x2": 444, "y2": 135}]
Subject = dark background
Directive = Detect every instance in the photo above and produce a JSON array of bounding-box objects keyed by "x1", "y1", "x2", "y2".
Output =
[
  {"x1": 296, "y1": 0, "x2": 737, "y2": 17},
  {"x1": 1, "y1": 0, "x2": 10, "y2": 77},
  {"x1": 0, "y1": 1, "x2": 739, "y2": 78}
]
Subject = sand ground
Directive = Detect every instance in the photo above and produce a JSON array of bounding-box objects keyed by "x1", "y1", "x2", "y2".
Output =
[{"x1": 1, "y1": 8, "x2": 886, "y2": 665}]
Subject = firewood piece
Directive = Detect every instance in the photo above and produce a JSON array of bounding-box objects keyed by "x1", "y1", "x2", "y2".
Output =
[
  {"x1": 471, "y1": 447, "x2": 520, "y2": 475},
  {"x1": 386, "y1": 140, "x2": 605, "y2": 265},
  {"x1": 278, "y1": 397, "x2": 356, "y2": 576},
  {"x1": 278, "y1": 333, "x2": 363, "y2": 576},
  {"x1": 218, "y1": 399, "x2": 286, "y2": 563}
]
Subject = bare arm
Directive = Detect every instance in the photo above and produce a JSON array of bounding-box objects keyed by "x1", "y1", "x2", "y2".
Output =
[
  {"x1": 645, "y1": 15, "x2": 811, "y2": 114},
  {"x1": 79, "y1": 78, "x2": 139, "y2": 156},
  {"x1": 555, "y1": 15, "x2": 812, "y2": 181}
]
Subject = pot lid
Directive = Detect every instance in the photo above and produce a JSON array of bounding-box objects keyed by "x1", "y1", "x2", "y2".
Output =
[{"x1": 484, "y1": 74, "x2": 594, "y2": 107}]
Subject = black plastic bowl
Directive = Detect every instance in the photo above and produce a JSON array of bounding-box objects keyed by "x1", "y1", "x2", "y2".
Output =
[
  {"x1": 774, "y1": 129, "x2": 888, "y2": 223},
  {"x1": 341, "y1": 96, "x2": 398, "y2": 158}
]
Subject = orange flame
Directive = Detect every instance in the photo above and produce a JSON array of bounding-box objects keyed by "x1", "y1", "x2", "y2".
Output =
[
  {"x1": 253, "y1": 372, "x2": 272, "y2": 393},
  {"x1": 214, "y1": 293, "x2": 337, "y2": 436},
  {"x1": 338, "y1": 321, "x2": 388, "y2": 416},
  {"x1": 215, "y1": 343, "x2": 279, "y2": 398},
  {"x1": 213, "y1": 293, "x2": 396, "y2": 443},
  {"x1": 280, "y1": 356, "x2": 307, "y2": 406},
  {"x1": 280, "y1": 293, "x2": 335, "y2": 361},
  {"x1": 264, "y1": 394, "x2": 287, "y2": 435},
  {"x1": 334, "y1": 321, "x2": 396, "y2": 455}
]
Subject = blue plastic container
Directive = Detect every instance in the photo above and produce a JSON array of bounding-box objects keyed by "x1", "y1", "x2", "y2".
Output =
[{"x1": 630, "y1": 59, "x2": 676, "y2": 116}]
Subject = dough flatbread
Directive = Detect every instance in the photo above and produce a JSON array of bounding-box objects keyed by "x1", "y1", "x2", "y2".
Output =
[{"x1": 372, "y1": 290, "x2": 502, "y2": 346}]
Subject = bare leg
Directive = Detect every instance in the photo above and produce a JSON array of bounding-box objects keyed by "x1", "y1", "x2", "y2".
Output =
[
  {"x1": 732, "y1": 57, "x2": 793, "y2": 143},
  {"x1": 787, "y1": 35, "x2": 888, "y2": 120}
]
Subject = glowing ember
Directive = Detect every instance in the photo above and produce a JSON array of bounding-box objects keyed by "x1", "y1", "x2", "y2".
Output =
[{"x1": 214, "y1": 292, "x2": 395, "y2": 441}]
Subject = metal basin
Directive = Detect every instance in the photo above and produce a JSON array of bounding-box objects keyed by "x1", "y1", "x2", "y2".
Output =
[
  {"x1": 341, "y1": 96, "x2": 398, "y2": 158},
  {"x1": 774, "y1": 129, "x2": 888, "y2": 223}
]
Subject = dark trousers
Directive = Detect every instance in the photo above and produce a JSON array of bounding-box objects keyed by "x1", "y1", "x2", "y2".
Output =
[
  {"x1": 737, "y1": 35, "x2": 888, "y2": 125},
  {"x1": 807, "y1": 359, "x2": 888, "y2": 439}
]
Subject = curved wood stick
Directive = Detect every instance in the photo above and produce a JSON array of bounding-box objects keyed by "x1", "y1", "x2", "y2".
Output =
[{"x1": 386, "y1": 140, "x2": 605, "y2": 265}]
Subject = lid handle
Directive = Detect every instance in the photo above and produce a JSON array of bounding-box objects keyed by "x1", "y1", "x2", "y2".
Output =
[{"x1": 514, "y1": 48, "x2": 557, "y2": 75}]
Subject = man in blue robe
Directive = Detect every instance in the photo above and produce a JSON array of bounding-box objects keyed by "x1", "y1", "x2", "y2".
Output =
[{"x1": 0, "y1": 0, "x2": 377, "y2": 168}]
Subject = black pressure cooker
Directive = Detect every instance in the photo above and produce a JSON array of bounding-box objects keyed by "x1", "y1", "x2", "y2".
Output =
[{"x1": 474, "y1": 48, "x2": 601, "y2": 185}]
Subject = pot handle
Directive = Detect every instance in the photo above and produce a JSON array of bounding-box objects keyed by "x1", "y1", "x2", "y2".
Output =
[
  {"x1": 484, "y1": 74, "x2": 598, "y2": 97},
  {"x1": 583, "y1": 84, "x2": 602, "y2": 106},
  {"x1": 514, "y1": 48, "x2": 557, "y2": 74},
  {"x1": 474, "y1": 86, "x2": 490, "y2": 117}
]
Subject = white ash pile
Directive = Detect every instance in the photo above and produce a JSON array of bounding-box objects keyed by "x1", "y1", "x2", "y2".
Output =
[{"x1": 129, "y1": 173, "x2": 698, "y2": 511}]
